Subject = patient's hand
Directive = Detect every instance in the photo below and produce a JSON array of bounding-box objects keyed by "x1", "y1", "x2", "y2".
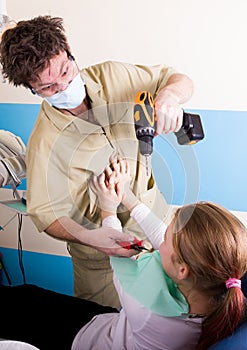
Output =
[
  {"x1": 90, "y1": 171, "x2": 122, "y2": 214},
  {"x1": 106, "y1": 156, "x2": 140, "y2": 211},
  {"x1": 105, "y1": 156, "x2": 131, "y2": 188}
]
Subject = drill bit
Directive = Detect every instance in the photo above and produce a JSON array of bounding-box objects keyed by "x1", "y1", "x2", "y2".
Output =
[{"x1": 145, "y1": 155, "x2": 149, "y2": 176}]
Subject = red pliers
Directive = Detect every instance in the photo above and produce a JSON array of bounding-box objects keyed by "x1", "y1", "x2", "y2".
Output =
[{"x1": 118, "y1": 237, "x2": 149, "y2": 252}]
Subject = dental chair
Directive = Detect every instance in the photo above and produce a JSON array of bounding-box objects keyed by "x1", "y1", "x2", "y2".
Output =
[
  {"x1": 0, "y1": 129, "x2": 26, "y2": 193},
  {"x1": 0, "y1": 129, "x2": 27, "y2": 216},
  {"x1": 208, "y1": 321, "x2": 247, "y2": 349}
]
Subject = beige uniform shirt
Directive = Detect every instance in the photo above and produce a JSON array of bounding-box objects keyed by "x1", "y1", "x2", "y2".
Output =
[
  {"x1": 26, "y1": 60, "x2": 176, "y2": 306},
  {"x1": 26, "y1": 61, "x2": 175, "y2": 237}
]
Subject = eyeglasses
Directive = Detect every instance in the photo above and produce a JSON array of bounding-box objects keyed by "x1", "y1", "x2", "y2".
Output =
[{"x1": 30, "y1": 55, "x2": 78, "y2": 97}]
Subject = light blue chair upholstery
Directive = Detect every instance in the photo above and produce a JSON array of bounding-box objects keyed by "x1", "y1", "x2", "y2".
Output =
[{"x1": 208, "y1": 320, "x2": 247, "y2": 349}]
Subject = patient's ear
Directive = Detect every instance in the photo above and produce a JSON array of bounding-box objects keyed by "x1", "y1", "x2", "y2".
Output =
[{"x1": 177, "y1": 263, "x2": 190, "y2": 280}]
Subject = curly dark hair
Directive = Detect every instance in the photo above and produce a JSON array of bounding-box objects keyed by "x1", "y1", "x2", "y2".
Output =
[{"x1": 0, "y1": 15, "x2": 69, "y2": 87}]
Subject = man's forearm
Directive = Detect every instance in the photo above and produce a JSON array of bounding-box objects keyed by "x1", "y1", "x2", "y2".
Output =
[
  {"x1": 45, "y1": 217, "x2": 84, "y2": 243},
  {"x1": 158, "y1": 73, "x2": 193, "y2": 104}
]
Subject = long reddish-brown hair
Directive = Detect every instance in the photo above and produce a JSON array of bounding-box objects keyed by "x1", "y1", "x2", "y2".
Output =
[{"x1": 172, "y1": 202, "x2": 247, "y2": 349}]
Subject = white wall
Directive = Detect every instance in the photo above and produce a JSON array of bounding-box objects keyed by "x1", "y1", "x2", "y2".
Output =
[{"x1": 1, "y1": 0, "x2": 247, "y2": 110}]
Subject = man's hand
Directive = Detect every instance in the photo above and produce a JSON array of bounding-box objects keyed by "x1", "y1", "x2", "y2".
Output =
[
  {"x1": 86, "y1": 226, "x2": 139, "y2": 257},
  {"x1": 154, "y1": 92, "x2": 183, "y2": 134},
  {"x1": 154, "y1": 73, "x2": 193, "y2": 135}
]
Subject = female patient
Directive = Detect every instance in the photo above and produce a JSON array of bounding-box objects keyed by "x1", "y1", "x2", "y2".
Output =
[{"x1": 0, "y1": 158, "x2": 247, "y2": 350}]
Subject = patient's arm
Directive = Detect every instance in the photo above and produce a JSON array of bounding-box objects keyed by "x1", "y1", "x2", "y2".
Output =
[
  {"x1": 130, "y1": 204, "x2": 167, "y2": 249},
  {"x1": 109, "y1": 157, "x2": 167, "y2": 249}
]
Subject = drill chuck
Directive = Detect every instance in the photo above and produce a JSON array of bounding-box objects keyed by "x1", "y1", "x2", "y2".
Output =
[{"x1": 135, "y1": 126, "x2": 155, "y2": 156}]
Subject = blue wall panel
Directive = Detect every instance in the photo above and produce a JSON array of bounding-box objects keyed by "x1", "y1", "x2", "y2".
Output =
[
  {"x1": 153, "y1": 109, "x2": 247, "y2": 212},
  {"x1": 1, "y1": 104, "x2": 246, "y2": 211},
  {"x1": 0, "y1": 103, "x2": 39, "y2": 143},
  {"x1": 0, "y1": 103, "x2": 247, "y2": 294},
  {"x1": 0, "y1": 247, "x2": 73, "y2": 295},
  {"x1": 0, "y1": 103, "x2": 39, "y2": 190}
]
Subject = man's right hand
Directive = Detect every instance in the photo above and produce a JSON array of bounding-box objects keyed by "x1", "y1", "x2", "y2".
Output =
[
  {"x1": 85, "y1": 226, "x2": 139, "y2": 257},
  {"x1": 48, "y1": 216, "x2": 138, "y2": 257}
]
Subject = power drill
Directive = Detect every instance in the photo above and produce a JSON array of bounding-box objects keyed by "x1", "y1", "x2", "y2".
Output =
[{"x1": 134, "y1": 91, "x2": 204, "y2": 174}]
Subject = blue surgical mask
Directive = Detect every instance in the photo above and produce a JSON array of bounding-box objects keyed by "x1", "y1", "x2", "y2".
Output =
[{"x1": 44, "y1": 73, "x2": 86, "y2": 109}]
